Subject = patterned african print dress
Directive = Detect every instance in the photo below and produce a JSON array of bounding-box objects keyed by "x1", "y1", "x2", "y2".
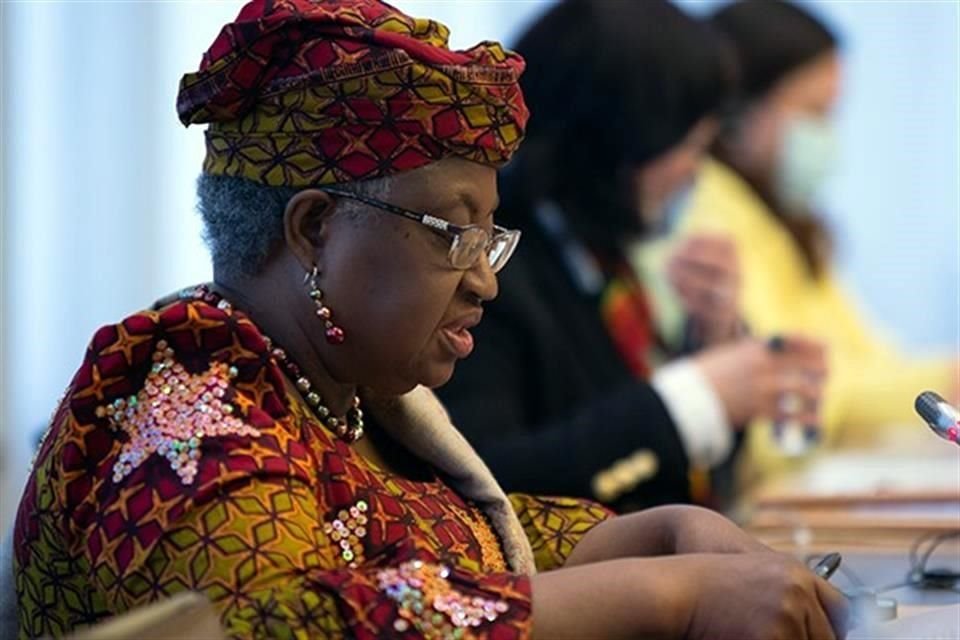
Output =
[{"x1": 12, "y1": 291, "x2": 610, "y2": 639}]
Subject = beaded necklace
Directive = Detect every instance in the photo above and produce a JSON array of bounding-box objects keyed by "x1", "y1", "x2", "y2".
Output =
[{"x1": 180, "y1": 285, "x2": 365, "y2": 443}]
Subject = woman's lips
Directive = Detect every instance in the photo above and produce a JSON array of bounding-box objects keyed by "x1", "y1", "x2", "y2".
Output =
[
  {"x1": 440, "y1": 326, "x2": 475, "y2": 358},
  {"x1": 439, "y1": 310, "x2": 482, "y2": 358}
]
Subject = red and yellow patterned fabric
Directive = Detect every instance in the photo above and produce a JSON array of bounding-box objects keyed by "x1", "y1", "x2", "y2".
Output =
[
  {"x1": 508, "y1": 495, "x2": 613, "y2": 573},
  {"x1": 598, "y1": 263, "x2": 656, "y2": 380},
  {"x1": 177, "y1": 0, "x2": 529, "y2": 187},
  {"x1": 13, "y1": 294, "x2": 609, "y2": 639}
]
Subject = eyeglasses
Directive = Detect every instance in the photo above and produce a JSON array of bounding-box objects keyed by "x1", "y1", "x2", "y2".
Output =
[{"x1": 320, "y1": 187, "x2": 521, "y2": 274}]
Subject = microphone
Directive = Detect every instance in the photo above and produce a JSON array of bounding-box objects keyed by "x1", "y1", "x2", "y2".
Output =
[{"x1": 914, "y1": 391, "x2": 960, "y2": 445}]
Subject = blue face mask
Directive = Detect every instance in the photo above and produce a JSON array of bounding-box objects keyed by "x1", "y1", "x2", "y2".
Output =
[{"x1": 774, "y1": 114, "x2": 837, "y2": 213}]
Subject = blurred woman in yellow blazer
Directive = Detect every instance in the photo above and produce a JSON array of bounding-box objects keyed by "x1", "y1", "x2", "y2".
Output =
[{"x1": 640, "y1": 0, "x2": 957, "y2": 484}]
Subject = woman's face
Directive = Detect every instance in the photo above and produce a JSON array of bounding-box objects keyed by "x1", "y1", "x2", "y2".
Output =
[
  {"x1": 635, "y1": 116, "x2": 720, "y2": 228},
  {"x1": 736, "y1": 52, "x2": 842, "y2": 178},
  {"x1": 312, "y1": 158, "x2": 502, "y2": 395}
]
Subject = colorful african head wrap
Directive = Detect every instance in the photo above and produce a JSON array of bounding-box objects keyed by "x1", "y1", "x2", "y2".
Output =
[{"x1": 177, "y1": 0, "x2": 529, "y2": 187}]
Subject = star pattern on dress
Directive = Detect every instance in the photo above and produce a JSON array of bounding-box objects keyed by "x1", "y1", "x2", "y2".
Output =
[
  {"x1": 99, "y1": 321, "x2": 155, "y2": 366},
  {"x1": 168, "y1": 303, "x2": 233, "y2": 351},
  {"x1": 98, "y1": 339, "x2": 261, "y2": 485},
  {"x1": 72, "y1": 363, "x2": 125, "y2": 404},
  {"x1": 236, "y1": 365, "x2": 275, "y2": 410}
]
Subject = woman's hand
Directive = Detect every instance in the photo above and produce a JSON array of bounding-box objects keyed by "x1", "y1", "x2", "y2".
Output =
[
  {"x1": 693, "y1": 335, "x2": 827, "y2": 428},
  {"x1": 677, "y1": 552, "x2": 849, "y2": 640},
  {"x1": 666, "y1": 233, "x2": 742, "y2": 345},
  {"x1": 531, "y1": 552, "x2": 849, "y2": 640}
]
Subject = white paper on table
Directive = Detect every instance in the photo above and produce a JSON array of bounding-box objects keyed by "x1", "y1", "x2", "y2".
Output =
[
  {"x1": 755, "y1": 451, "x2": 960, "y2": 503},
  {"x1": 847, "y1": 604, "x2": 960, "y2": 640}
]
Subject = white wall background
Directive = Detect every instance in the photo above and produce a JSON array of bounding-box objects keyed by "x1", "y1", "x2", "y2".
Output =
[{"x1": 2, "y1": 0, "x2": 957, "y2": 532}]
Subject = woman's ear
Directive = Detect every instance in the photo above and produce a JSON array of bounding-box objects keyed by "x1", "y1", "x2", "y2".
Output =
[{"x1": 283, "y1": 189, "x2": 337, "y2": 270}]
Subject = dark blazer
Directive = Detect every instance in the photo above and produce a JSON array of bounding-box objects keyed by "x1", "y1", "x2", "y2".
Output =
[{"x1": 437, "y1": 203, "x2": 693, "y2": 512}]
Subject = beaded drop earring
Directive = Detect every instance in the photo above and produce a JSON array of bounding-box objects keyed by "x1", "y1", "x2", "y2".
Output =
[{"x1": 305, "y1": 265, "x2": 345, "y2": 344}]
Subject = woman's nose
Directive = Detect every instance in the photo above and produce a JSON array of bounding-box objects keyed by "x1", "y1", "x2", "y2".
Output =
[{"x1": 462, "y1": 255, "x2": 499, "y2": 302}]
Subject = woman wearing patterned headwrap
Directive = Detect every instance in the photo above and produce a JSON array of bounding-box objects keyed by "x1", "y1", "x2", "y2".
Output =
[{"x1": 11, "y1": 1, "x2": 846, "y2": 639}]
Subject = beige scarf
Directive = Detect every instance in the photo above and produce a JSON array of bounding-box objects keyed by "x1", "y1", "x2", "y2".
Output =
[{"x1": 366, "y1": 386, "x2": 537, "y2": 575}]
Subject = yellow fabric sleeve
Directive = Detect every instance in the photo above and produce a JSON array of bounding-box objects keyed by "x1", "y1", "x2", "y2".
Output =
[{"x1": 508, "y1": 494, "x2": 613, "y2": 572}]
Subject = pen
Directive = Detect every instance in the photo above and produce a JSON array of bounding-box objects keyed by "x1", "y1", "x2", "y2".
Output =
[{"x1": 813, "y1": 552, "x2": 842, "y2": 580}]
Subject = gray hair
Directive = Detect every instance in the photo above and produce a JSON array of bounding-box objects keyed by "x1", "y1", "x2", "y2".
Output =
[{"x1": 196, "y1": 173, "x2": 393, "y2": 279}]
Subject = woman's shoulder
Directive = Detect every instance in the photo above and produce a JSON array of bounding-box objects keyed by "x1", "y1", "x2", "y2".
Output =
[
  {"x1": 42, "y1": 289, "x2": 311, "y2": 513},
  {"x1": 11, "y1": 289, "x2": 331, "y2": 593},
  {"x1": 684, "y1": 158, "x2": 770, "y2": 232},
  {"x1": 67, "y1": 290, "x2": 284, "y2": 431}
]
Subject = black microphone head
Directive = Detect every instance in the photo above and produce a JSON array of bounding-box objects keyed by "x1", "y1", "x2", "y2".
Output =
[{"x1": 915, "y1": 390, "x2": 947, "y2": 426}]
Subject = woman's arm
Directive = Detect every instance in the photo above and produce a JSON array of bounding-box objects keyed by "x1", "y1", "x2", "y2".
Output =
[
  {"x1": 82, "y1": 474, "x2": 537, "y2": 639},
  {"x1": 533, "y1": 552, "x2": 848, "y2": 640},
  {"x1": 128, "y1": 484, "x2": 840, "y2": 640},
  {"x1": 564, "y1": 506, "x2": 769, "y2": 567}
]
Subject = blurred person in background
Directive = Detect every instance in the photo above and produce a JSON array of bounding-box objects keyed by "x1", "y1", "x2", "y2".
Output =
[
  {"x1": 640, "y1": 0, "x2": 959, "y2": 486},
  {"x1": 437, "y1": 0, "x2": 827, "y2": 513}
]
